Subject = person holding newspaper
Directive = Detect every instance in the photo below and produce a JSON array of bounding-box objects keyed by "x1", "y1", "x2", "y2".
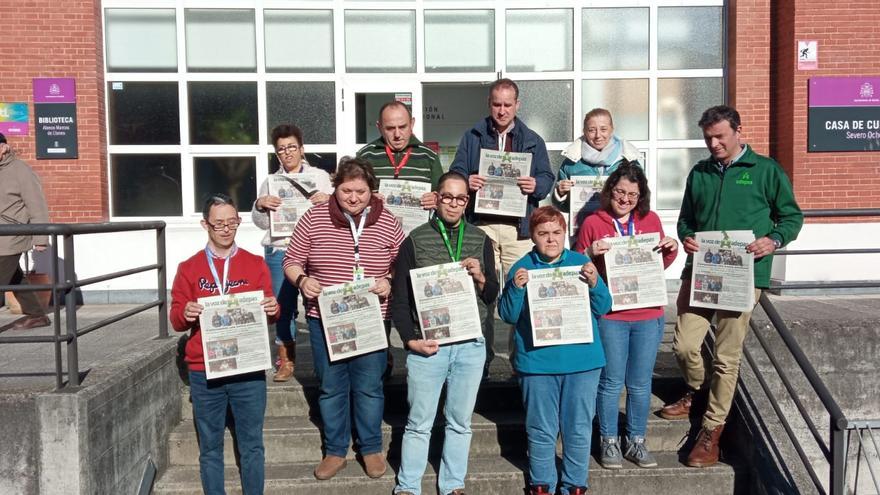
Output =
[
  {"x1": 389, "y1": 171, "x2": 499, "y2": 495},
  {"x1": 498, "y1": 206, "x2": 612, "y2": 495},
  {"x1": 170, "y1": 194, "x2": 279, "y2": 495},
  {"x1": 282, "y1": 158, "x2": 404, "y2": 481},
  {"x1": 252, "y1": 124, "x2": 333, "y2": 382},
  {"x1": 574, "y1": 162, "x2": 679, "y2": 469}
]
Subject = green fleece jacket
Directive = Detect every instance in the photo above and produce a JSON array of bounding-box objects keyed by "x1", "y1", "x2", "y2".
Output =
[{"x1": 677, "y1": 145, "x2": 804, "y2": 288}]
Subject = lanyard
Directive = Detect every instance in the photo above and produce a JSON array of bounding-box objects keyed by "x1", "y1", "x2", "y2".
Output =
[
  {"x1": 344, "y1": 207, "x2": 370, "y2": 269},
  {"x1": 204, "y1": 245, "x2": 235, "y2": 294},
  {"x1": 436, "y1": 218, "x2": 465, "y2": 262},
  {"x1": 385, "y1": 145, "x2": 413, "y2": 178},
  {"x1": 612, "y1": 216, "x2": 635, "y2": 237},
  {"x1": 498, "y1": 131, "x2": 509, "y2": 152}
]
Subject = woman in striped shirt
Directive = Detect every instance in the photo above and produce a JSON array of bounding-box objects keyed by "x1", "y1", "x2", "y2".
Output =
[{"x1": 283, "y1": 157, "x2": 404, "y2": 482}]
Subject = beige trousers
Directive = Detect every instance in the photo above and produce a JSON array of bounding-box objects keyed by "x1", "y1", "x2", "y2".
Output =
[
  {"x1": 672, "y1": 279, "x2": 762, "y2": 429},
  {"x1": 475, "y1": 222, "x2": 533, "y2": 286}
]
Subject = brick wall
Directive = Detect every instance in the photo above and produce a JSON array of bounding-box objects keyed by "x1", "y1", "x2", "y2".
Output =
[{"x1": 0, "y1": 0, "x2": 107, "y2": 222}]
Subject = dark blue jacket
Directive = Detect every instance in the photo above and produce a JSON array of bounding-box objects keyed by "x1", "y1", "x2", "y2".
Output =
[{"x1": 450, "y1": 117, "x2": 554, "y2": 238}]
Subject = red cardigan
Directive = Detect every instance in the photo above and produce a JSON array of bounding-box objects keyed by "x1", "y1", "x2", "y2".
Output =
[
  {"x1": 574, "y1": 209, "x2": 678, "y2": 321},
  {"x1": 170, "y1": 247, "x2": 276, "y2": 371}
]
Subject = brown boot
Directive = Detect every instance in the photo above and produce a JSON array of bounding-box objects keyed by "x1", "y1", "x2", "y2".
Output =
[
  {"x1": 659, "y1": 389, "x2": 695, "y2": 420},
  {"x1": 362, "y1": 452, "x2": 387, "y2": 478},
  {"x1": 314, "y1": 455, "x2": 347, "y2": 480},
  {"x1": 686, "y1": 424, "x2": 724, "y2": 467},
  {"x1": 273, "y1": 342, "x2": 295, "y2": 382}
]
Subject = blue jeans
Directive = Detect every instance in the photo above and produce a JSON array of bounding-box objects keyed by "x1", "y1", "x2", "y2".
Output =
[
  {"x1": 264, "y1": 247, "x2": 298, "y2": 344},
  {"x1": 395, "y1": 340, "x2": 486, "y2": 495},
  {"x1": 519, "y1": 369, "x2": 601, "y2": 493},
  {"x1": 188, "y1": 371, "x2": 267, "y2": 495},
  {"x1": 307, "y1": 316, "x2": 386, "y2": 457},
  {"x1": 596, "y1": 316, "x2": 664, "y2": 438}
]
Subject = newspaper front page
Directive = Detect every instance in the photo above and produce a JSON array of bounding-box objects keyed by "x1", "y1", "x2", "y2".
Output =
[
  {"x1": 569, "y1": 175, "x2": 606, "y2": 231},
  {"x1": 409, "y1": 262, "x2": 482, "y2": 345},
  {"x1": 604, "y1": 233, "x2": 668, "y2": 311},
  {"x1": 198, "y1": 290, "x2": 272, "y2": 379},
  {"x1": 267, "y1": 174, "x2": 316, "y2": 237},
  {"x1": 473, "y1": 149, "x2": 531, "y2": 218},
  {"x1": 526, "y1": 266, "x2": 593, "y2": 346},
  {"x1": 318, "y1": 278, "x2": 388, "y2": 361},
  {"x1": 379, "y1": 179, "x2": 431, "y2": 235},
  {"x1": 690, "y1": 231, "x2": 756, "y2": 312}
]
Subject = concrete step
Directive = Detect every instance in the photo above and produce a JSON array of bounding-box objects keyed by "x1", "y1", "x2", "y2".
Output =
[
  {"x1": 154, "y1": 452, "x2": 743, "y2": 495},
  {"x1": 168, "y1": 410, "x2": 693, "y2": 466}
]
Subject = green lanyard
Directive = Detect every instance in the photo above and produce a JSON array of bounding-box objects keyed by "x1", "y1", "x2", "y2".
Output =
[{"x1": 436, "y1": 218, "x2": 465, "y2": 262}]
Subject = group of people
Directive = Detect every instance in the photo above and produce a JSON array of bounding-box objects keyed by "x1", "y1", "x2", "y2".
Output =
[{"x1": 167, "y1": 76, "x2": 804, "y2": 495}]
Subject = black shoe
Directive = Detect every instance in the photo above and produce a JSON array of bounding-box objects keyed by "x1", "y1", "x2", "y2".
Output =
[{"x1": 383, "y1": 353, "x2": 394, "y2": 381}]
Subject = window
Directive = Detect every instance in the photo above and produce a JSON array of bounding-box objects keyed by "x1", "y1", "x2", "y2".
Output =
[
  {"x1": 185, "y1": 9, "x2": 256, "y2": 72},
  {"x1": 193, "y1": 157, "x2": 257, "y2": 213},
  {"x1": 188, "y1": 82, "x2": 259, "y2": 145},
  {"x1": 582, "y1": 79, "x2": 649, "y2": 141},
  {"x1": 344, "y1": 10, "x2": 415, "y2": 72},
  {"x1": 264, "y1": 10, "x2": 334, "y2": 72},
  {"x1": 266, "y1": 82, "x2": 337, "y2": 144},
  {"x1": 424, "y1": 10, "x2": 494, "y2": 72},
  {"x1": 105, "y1": 9, "x2": 177, "y2": 72},
  {"x1": 108, "y1": 82, "x2": 180, "y2": 145},
  {"x1": 111, "y1": 155, "x2": 182, "y2": 216},
  {"x1": 506, "y1": 9, "x2": 574, "y2": 72},
  {"x1": 582, "y1": 8, "x2": 649, "y2": 71}
]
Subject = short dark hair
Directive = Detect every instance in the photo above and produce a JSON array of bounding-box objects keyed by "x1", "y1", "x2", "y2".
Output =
[
  {"x1": 437, "y1": 171, "x2": 467, "y2": 191},
  {"x1": 378, "y1": 101, "x2": 412, "y2": 122},
  {"x1": 698, "y1": 105, "x2": 741, "y2": 131},
  {"x1": 333, "y1": 156, "x2": 379, "y2": 191},
  {"x1": 270, "y1": 124, "x2": 305, "y2": 149},
  {"x1": 489, "y1": 78, "x2": 519, "y2": 100},
  {"x1": 599, "y1": 161, "x2": 651, "y2": 218},
  {"x1": 202, "y1": 193, "x2": 236, "y2": 220}
]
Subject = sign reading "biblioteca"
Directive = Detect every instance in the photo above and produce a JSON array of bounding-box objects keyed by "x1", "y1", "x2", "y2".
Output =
[{"x1": 33, "y1": 78, "x2": 78, "y2": 160}]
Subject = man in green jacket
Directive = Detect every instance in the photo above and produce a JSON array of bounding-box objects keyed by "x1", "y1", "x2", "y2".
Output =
[{"x1": 659, "y1": 105, "x2": 803, "y2": 467}]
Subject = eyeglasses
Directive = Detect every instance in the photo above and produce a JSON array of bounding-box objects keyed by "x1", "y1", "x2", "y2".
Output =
[
  {"x1": 611, "y1": 188, "x2": 640, "y2": 200},
  {"x1": 206, "y1": 219, "x2": 242, "y2": 231},
  {"x1": 276, "y1": 144, "x2": 300, "y2": 155},
  {"x1": 439, "y1": 194, "x2": 468, "y2": 206}
]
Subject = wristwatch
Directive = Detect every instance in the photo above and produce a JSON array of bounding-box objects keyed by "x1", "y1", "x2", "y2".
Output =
[
  {"x1": 772, "y1": 238, "x2": 782, "y2": 249},
  {"x1": 295, "y1": 273, "x2": 308, "y2": 288}
]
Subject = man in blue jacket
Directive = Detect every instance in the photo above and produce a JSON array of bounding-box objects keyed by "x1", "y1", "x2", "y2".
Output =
[{"x1": 450, "y1": 78, "x2": 554, "y2": 373}]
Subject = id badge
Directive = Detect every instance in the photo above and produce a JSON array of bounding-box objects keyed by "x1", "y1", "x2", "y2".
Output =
[{"x1": 353, "y1": 266, "x2": 365, "y2": 281}]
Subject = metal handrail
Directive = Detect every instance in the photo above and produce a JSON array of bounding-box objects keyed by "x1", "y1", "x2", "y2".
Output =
[{"x1": 0, "y1": 221, "x2": 167, "y2": 389}]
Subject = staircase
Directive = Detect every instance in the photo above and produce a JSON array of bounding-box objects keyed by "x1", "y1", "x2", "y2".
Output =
[{"x1": 153, "y1": 321, "x2": 747, "y2": 494}]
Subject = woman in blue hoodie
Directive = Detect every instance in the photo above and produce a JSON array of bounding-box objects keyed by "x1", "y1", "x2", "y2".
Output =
[{"x1": 499, "y1": 206, "x2": 612, "y2": 495}]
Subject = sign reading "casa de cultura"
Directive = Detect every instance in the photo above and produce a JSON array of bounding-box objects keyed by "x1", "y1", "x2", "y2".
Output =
[{"x1": 808, "y1": 77, "x2": 880, "y2": 152}]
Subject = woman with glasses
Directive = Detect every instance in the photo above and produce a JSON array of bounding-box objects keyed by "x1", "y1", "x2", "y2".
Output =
[
  {"x1": 553, "y1": 108, "x2": 642, "y2": 226},
  {"x1": 574, "y1": 162, "x2": 678, "y2": 470},
  {"x1": 252, "y1": 124, "x2": 333, "y2": 382}
]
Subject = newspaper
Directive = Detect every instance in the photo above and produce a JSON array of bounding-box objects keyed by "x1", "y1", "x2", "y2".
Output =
[
  {"x1": 569, "y1": 175, "x2": 606, "y2": 231},
  {"x1": 267, "y1": 174, "x2": 316, "y2": 237},
  {"x1": 526, "y1": 266, "x2": 593, "y2": 346},
  {"x1": 690, "y1": 230, "x2": 756, "y2": 312},
  {"x1": 604, "y1": 233, "x2": 668, "y2": 311},
  {"x1": 318, "y1": 278, "x2": 388, "y2": 361},
  {"x1": 379, "y1": 179, "x2": 431, "y2": 235},
  {"x1": 473, "y1": 149, "x2": 530, "y2": 218},
  {"x1": 409, "y1": 262, "x2": 482, "y2": 345},
  {"x1": 198, "y1": 290, "x2": 272, "y2": 379}
]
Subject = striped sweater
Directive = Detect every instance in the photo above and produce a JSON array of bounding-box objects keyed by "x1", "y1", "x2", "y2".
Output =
[
  {"x1": 356, "y1": 136, "x2": 443, "y2": 190},
  {"x1": 282, "y1": 198, "x2": 404, "y2": 319}
]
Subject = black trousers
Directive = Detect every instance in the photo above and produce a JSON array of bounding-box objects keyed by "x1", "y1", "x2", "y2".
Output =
[{"x1": 0, "y1": 253, "x2": 45, "y2": 316}]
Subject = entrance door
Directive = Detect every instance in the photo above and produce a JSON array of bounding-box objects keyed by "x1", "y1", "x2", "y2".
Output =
[{"x1": 340, "y1": 78, "x2": 422, "y2": 158}]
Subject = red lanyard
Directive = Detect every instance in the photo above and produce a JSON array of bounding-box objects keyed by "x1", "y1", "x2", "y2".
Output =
[{"x1": 385, "y1": 145, "x2": 413, "y2": 178}]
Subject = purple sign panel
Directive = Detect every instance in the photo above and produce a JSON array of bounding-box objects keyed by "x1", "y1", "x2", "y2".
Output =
[
  {"x1": 809, "y1": 77, "x2": 880, "y2": 107},
  {"x1": 808, "y1": 77, "x2": 880, "y2": 152},
  {"x1": 33, "y1": 78, "x2": 77, "y2": 104}
]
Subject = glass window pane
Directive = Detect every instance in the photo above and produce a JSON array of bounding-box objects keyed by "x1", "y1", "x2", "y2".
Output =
[
  {"x1": 658, "y1": 78, "x2": 723, "y2": 140},
  {"x1": 194, "y1": 157, "x2": 257, "y2": 213},
  {"x1": 424, "y1": 10, "x2": 494, "y2": 72},
  {"x1": 582, "y1": 8, "x2": 648, "y2": 71},
  {"x1": 423, "y1": 83, "x2": 487, "y2": 148},
  {"x1": 112, "y1": 154, "x2": 182, "y2": 216},
  {"x1": 108, "y1": 82, "x2": 180, "y2": 145},
  {"x1": 518, "y1": 80, "x2": 573, "y2": 143},
  {"x1": 264, "y1": 10, "x2": 334, "y2": 72},
  {"x1": 581, "y1": 79, "x2": 649, "y2": 141},
  {"x1": 269, "y1": 152, "x2": 337, "y2": 176},
  {"x1": 267, "y1": 82, "x2": 336, "y2": 145},
  {"x1": 345, "y1": 11, "x2": 415, "y2": 72},
  {"x1": 658, "y1": 7, "x2": 723, "y2": 70},
  {"x1": 657, "y1": 148, "x2": 706, "y2": 210},
  {"x1": 185, "y1": 9, "x2": 256, "y2": 72},
  {"x1": 188, "y1": 82, "x2": 258, "y2": 145},
  {"x1": 506, "y1": 9, "x2": 573, "y2": 72},
  {"x1": 105, "y1": 9, "x2": 177, "y2": 72}
]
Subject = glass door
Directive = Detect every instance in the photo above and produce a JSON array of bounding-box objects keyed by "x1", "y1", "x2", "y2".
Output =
[{"x1": 340, "y1": 78, "x2": 423, "y2": 158}]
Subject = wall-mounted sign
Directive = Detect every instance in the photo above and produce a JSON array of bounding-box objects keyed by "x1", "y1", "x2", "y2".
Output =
[
  {"x1": 798, "y1": 40, "x2": 818, "y2": 70},
  {"x1": 0, "y1": 103, "x2": 29, "y2": 136},
  {"x1": 808, "y1": 77, "x2": 880, "y2": 152},
  {"x1": 33, "y1": 78, "x2": 78, "y2": 159}
]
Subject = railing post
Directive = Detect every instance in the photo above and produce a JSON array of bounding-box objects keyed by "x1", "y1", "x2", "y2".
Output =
[
  {"x1": 63, "y1": 233, "x2": 80, "y2": 387},
  {"x1": 156, "y1": 224, "x2": 168, "y2": 338},
  {"x1": 50, "y1": 235, "x2": 62, "y2": 390},
  {"x1": 830, "y1": 424, "x2": 847, "y2": 495}
]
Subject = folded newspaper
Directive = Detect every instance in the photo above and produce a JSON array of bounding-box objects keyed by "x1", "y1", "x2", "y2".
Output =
[
  {"x1": 318, "y1": 278, "x2": 388, "y2": 361},
  {"x1": 409, "y1": 262, "x2": 482, "y2": 345},
  {"x1": 526, "y1": 266, "x2": 593, "y2": 346},
  {"x1": 198, "y1": 290, "x2": 272, "y2": 379},
  {"x1": 690, "y1": 230, "x2": 755, "y2": 312}
]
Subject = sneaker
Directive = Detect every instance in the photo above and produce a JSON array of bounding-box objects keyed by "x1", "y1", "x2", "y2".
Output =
[
  {"x1": 624, "y1": 436, "x2": 658, "y2": 468},
  {"x1": 598, "y1": 436, "x2": 623, "y2": 469}
]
